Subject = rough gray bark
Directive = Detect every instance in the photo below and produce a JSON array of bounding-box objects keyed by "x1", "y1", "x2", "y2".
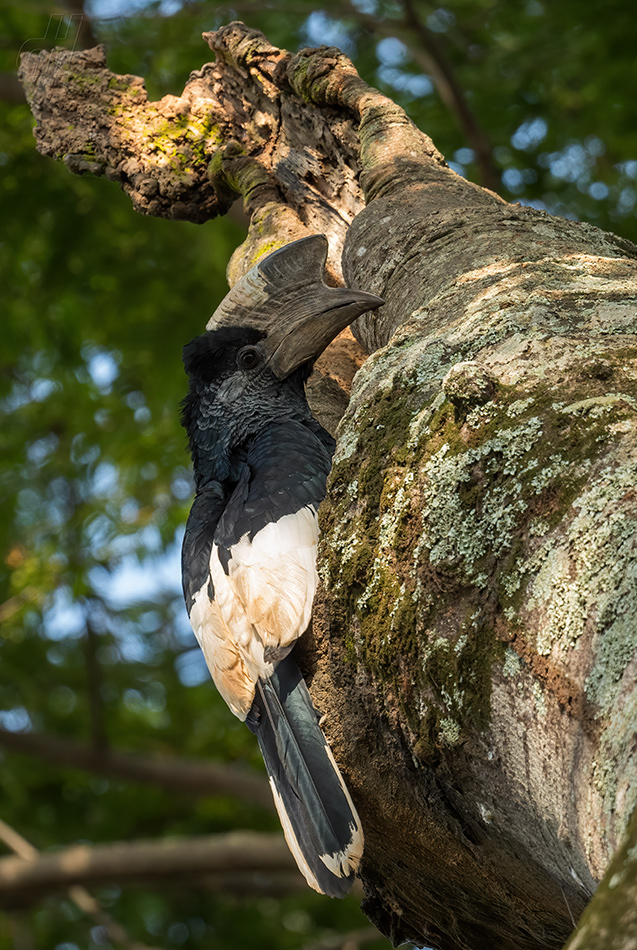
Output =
[{"x1": 19, "y1": 23, "x2": 637, "y2": 950}]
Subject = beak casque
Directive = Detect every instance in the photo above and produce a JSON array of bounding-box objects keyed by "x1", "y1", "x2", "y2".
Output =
[{"x1": 206, "y1": 235, "x2": 384, "y2": 378}]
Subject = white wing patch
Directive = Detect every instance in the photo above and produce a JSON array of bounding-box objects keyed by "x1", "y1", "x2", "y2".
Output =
[
  {"x1": 224, "y1": 507, "x2": 319, "y2": 646},
  {"x1": 193, "y1": 505, "x2": 320, "y2": 719},
  {"x1": 189, "y1": 582, "x2": 255, "y2": 720}
]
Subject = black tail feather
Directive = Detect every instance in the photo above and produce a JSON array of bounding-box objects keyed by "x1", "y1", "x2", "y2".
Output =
[{"x1": 248, "y1": 657, "x2": 363, "y2": 897}]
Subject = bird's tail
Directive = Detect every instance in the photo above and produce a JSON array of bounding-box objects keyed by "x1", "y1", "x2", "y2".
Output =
[{"x1": 247, "y1": 656, "x2": 363, "y2": 897}]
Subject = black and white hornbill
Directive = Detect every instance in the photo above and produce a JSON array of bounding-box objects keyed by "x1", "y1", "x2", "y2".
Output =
[{"x1": 180, "y1": 234, "x2": 384, "y2": 897}]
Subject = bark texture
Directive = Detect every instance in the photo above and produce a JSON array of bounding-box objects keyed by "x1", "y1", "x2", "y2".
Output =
[
  {"x1": 18, "y1": 30, "x2": 363, "y2": 277},
  {"x1": 19, "y1": 23, "x2": 637, "y2": 950},
  {"x1": 563, "y1": 806, "x2": 637, "y2": 950}
]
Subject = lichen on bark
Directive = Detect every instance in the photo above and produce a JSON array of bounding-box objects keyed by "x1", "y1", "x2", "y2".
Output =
[{"x1": 314, "y1": 194, "x2": 637, "y2": 943}]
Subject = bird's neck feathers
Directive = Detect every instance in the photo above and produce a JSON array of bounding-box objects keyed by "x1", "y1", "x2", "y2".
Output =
[
  {"x1": 180, "y1": 384, "x2": 238, "y2": 486},
  {"x1": 181, "y1": 330, "x2": 316, "y2": 490}
]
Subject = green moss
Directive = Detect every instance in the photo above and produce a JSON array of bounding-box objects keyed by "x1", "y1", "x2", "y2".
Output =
[
  {"x1": 107, "y1": 76, "x2": 133, "y2": 92},
  {"x1": 321, "y1": 371, "x2": 417, "y2": 629},
  {"x1": 323, "y1": 370, "x2": 501, "y2": 748},
  {"x1": 289, "y1": 56, "x2": 313, "y2": 103},
  {"x1": 322, "y1": 352, "x2": 637, "y2": 758},
  {"x1": 252, "y1": 239, "x2": 282, "y2": 260},
  {"x1": 149, "y1": 115, "x2": 221, "y2": 172},
  {"x1": 328, "y1": 374, "x2": 416, "y2": 522},
  {"x1": 358, "y1": 565, "x2": 416, "y2": 647},
  {"x1": 65, "y1": 70, "x2": 101, "y2": 88},
  {"x1": 412, "y1": 616, "x2": 499, "y2": 750}
]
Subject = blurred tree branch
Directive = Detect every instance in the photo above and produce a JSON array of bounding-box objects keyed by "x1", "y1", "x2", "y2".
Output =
[
  {"x1": 0, "y1": 588, "x2": 39, "y2": 623},
  {"x1": 302, "y1": 926, "x2": 382, "y2": 950},
  {"x1": 0, "y1": 830, "x2": 301, "y2": 907},
  {"x1": 61, "y1": 0, "x2": 98, "y2": 49},
  {"x1": 0, "y1": 819, "x2": 164, "y2": 949},
  {"x1": 0, "y1": 728, "x2": 275, "y2": 811}
]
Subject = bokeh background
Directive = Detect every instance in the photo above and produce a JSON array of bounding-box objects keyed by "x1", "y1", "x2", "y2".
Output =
[{"x1": 1, "y1": 1, "x2": 636, "y2": 948}]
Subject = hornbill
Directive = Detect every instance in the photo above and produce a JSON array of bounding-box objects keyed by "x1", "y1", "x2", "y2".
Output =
[{"x1": 180, "y1": 234, "x2": 384, "y2": 897}]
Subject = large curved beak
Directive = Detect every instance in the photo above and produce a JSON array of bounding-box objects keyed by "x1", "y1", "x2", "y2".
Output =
[
  {"x1": 262, "y1": 287, "x2": 384, "y2": 379},
  {"x1": 206, "y1": 234, "x2": 384, "y2": 379}
]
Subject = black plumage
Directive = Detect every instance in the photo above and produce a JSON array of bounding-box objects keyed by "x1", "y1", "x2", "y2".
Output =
[{"x1": 179, "y1": 235, "x2": 383, "y2": 897}]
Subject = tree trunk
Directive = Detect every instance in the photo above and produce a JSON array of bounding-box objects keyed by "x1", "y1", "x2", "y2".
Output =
[{"x1": 19, "y1": 23, "x2": 637, "y2": 950}]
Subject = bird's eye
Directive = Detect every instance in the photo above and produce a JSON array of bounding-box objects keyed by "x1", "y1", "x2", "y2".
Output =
[{"x1": 236, "y1": 346, "x2": 262, "y2": 370}]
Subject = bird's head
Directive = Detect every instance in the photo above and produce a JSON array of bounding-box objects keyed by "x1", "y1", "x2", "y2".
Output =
[{"x1": 181, "y1": 235, "x2": 383, "y2": 482}]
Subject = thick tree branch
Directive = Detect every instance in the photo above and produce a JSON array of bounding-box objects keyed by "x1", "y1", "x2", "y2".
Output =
[
  {"x1": 17, "y1": 28, "x2": 369, "y2": 433},
  {"x1": 18, "y1": 44, "x2": 230, "y2": 224},
  {"x1": 322, "y1": 0, "x2": 498, "y2": 192},
  {"x1": 0, "y1": 728, "x2": 275, "y2": 812},
  {"x1": 399, "y1": 0, "x2": 498, "y2": 192},
  {"x1": 17, "y1": 30, "x2": 364, "y2": 274},
  {"x1": 0, "y1": 831, "x2": 300, "y2": 908}
]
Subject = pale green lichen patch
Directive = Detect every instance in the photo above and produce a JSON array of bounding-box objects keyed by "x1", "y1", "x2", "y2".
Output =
[
  {"x1": 595, "y1": 681, "x2": 637, "y2": 850},
  {"x1": 322, "y1": 336, "x2": 637, "y2": 758},
  {"x1": 562, "y1": 393, "x2": 637, "y2": 415},
  {"x1": 438, "y1": 717, "x2": 462, "y2": 747},
  {"x1": 523, "y1": 444, "x2": 637, "y2": 665},
  {"x1": 532, "y1": 680, "x2": 548, "y2": 717},
  {"x1": 502, "y1": 647, "x2": 524, "y2": 678},
  {"x1": 415, "y1": 417, "x2": 544, "y2": 584}
]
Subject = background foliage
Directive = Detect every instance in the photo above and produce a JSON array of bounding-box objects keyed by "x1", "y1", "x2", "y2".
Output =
[{"x1": 1, "y1": 1, "x2": 636, "y2": 948}]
